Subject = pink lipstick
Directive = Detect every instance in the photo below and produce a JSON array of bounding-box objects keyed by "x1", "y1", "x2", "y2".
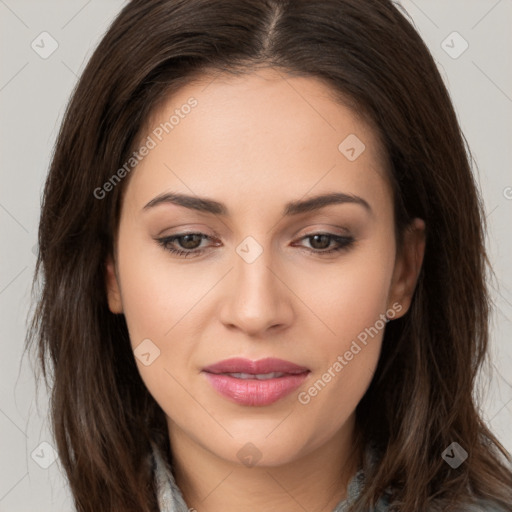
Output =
[{"x1": 202, "y1": 357, "x2": 310, "y2": 406}]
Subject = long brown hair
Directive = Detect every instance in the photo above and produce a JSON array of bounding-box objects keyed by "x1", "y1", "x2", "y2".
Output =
[{"x1": 26, "y1": 0, "x2": 512, "y2": 510}]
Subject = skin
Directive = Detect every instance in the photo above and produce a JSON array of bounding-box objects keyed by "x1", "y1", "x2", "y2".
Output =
[{"x1": 105, "y1": 67, "x2": 426, "y2": 512}]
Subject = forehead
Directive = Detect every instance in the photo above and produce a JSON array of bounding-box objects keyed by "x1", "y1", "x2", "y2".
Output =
[{"x1": 123, "y1": 67, "x2": 391, "y2": 215}]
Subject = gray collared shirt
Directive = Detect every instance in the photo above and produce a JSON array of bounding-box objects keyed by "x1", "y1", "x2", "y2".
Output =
[
  {"x1": 151, "y1": 439, "x2": 388, "y2": 512},
  {"x1": 150, "y1": 440, "x2": 507, "y2": 511}
]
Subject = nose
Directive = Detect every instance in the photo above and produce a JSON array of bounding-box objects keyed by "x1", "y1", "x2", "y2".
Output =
[{"x1": 218, "y1": 243, "x2": 294, "y2": 336}]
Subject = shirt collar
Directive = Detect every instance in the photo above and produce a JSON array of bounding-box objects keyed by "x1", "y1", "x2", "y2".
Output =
[{"x1": 151, "y1": 439, "x2": 384, "y2": 512}]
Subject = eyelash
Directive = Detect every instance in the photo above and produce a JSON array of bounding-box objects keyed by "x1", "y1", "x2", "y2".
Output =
[{"x1": 156, "y1": 232, "x2": 355, "y2": 258}]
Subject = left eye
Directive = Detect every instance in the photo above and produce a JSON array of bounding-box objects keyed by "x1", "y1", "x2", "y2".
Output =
[
  {"x1": 297, "y1": 233, "x2": 354, "y2": 253},
  {"x1": 156, "y1": 232, "x2": 355, "y2": 258}
]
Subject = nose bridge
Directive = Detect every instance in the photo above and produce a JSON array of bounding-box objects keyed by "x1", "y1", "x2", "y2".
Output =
[{"x1": 220, "y1": 235, "x2": 291, "y2": 334}]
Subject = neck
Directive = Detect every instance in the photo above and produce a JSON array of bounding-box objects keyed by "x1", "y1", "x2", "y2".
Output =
[{"x1": 167, "y1": 415, "x2": 361, "y2": 512}]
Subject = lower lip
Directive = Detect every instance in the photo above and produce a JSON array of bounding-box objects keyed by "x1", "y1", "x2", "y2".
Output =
[{"x1": 203, "y1": 372, "x2": 309, "y2": 406}]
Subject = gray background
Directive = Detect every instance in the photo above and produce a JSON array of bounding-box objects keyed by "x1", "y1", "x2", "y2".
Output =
[{"x1": 1, "y1": 1, "x2": 511, "y2": 510}]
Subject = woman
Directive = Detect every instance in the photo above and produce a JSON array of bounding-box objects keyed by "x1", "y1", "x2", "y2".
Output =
[{"x1": 26, "y1": 0, "x2": 512, "y2": 510}]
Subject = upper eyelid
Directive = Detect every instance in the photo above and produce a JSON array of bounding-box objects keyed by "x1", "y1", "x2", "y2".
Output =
[{"x1": 162, "y1": 229, "x2": 348, "y2": 239}]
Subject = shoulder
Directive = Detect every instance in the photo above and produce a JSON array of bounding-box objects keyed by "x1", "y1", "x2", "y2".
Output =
[
  {"x1": 372, "y1": 488, "x2": 509, "y2": 512},
  {"x1": 364, "y1": 443, "x2": 510, "y2": 512},
  {"x1": 457, "y1": 500, "x2": 509, "y2": 512},
  {"x1": 374, "y1": 498, "x2": 509, "y2": 512}
]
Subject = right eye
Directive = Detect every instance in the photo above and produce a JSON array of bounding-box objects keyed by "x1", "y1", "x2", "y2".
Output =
[{"x1": 156, "y1": 233, "x2": 216, "y2": 258}]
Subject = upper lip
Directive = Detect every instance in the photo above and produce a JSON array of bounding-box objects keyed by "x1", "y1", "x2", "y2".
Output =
[{"x1": 202, "y1": 357, "x2": 310, "y2": 375}]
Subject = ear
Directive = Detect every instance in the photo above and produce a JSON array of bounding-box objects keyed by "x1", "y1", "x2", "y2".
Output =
[
  {"x1": 387, "y1": 218, "x2": 426, "y2": 318},
  {"x1": 105, "y1": 253, "x2": 123, "y2": 314}
]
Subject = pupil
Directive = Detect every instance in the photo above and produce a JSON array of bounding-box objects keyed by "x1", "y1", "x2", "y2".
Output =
[
  {"x1": 311, "y1": 234, "x2": 329, "y2": 249},
  {"x1": 181, "y1": 234, "x2": 201, "y2": 249}
]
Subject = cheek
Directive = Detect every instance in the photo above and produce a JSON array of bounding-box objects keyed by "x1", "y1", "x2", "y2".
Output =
[
  {"x1": 116, "y1": 231, "x2": 207, "y2": 345},
  {"x1": 305, "y1": 243, "x2": 395, "y2": 343},
  {"x1": 294, "y1": 242, "x2": 395, "y2": 425},
  {"x1": 297, "y1": 297, "x2": 386, "y2": 447},
  {"x1": 114, "y1": 234, "x2": 211, "y2": 412}
]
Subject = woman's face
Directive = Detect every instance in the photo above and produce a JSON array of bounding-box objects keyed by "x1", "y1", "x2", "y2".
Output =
[{"x1": 106, "y1": 67, "x2": 424, "y2": 467}]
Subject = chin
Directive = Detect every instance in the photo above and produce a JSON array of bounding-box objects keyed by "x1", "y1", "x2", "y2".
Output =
[{"x1": 211, "y1": 423, "x2": 321, "y2": 468}]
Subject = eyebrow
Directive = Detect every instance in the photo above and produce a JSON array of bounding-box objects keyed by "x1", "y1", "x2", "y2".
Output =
[{"x1": 142, "y1": 191, "x2": 372, "y2": 217}]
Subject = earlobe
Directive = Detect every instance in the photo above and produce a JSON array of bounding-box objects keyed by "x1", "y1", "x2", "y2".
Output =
[
  {"x1": 387, "y1": 218, "x2": 426, "y2": 318},
  {"x1": 105, "y1": 253, "x2": 123, "y2": 314}
]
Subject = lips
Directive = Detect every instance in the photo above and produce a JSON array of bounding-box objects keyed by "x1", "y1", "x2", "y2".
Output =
[
  {"x1": 203, "y1": 357, "x2": 309, "y2": 375},
  {"x1": 202, "y1": 357, "x2": 310, "y2": 406}
]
